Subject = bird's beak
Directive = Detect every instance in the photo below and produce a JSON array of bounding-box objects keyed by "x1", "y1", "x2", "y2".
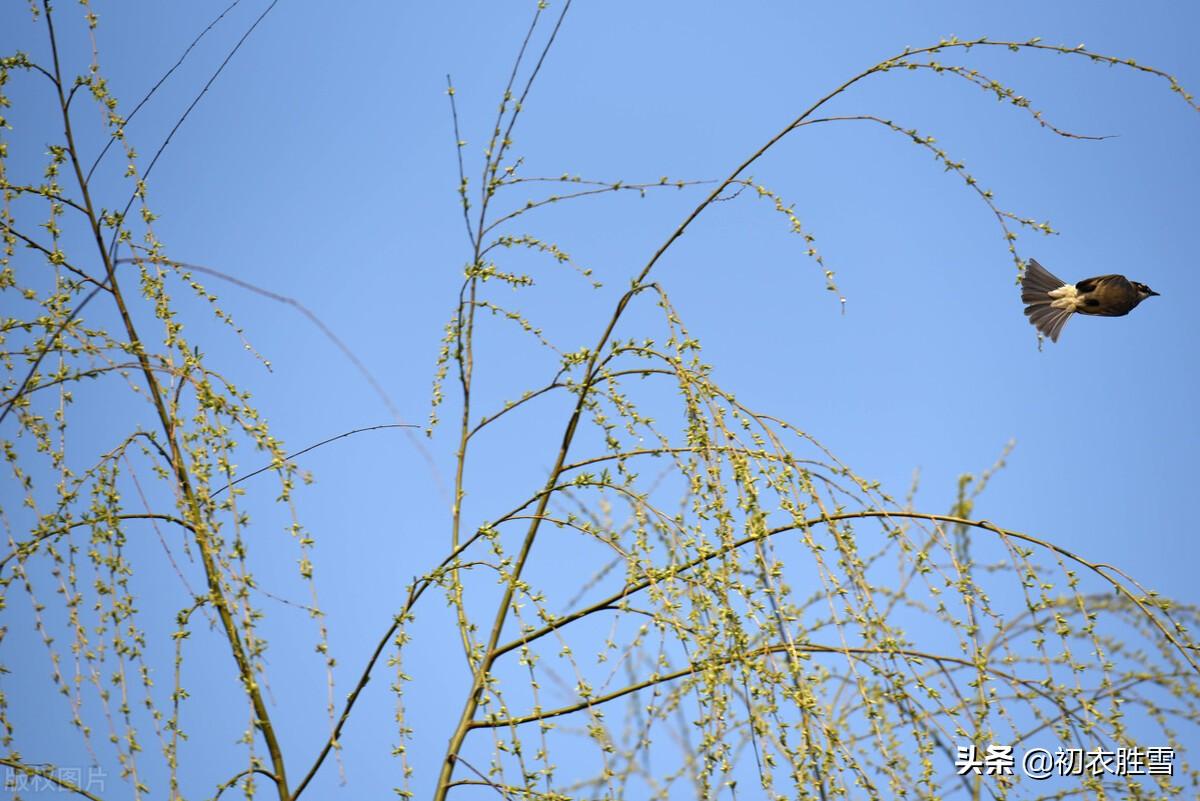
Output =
[{"x1": 1149, "y1": 289, "x2": 1161, "y2": 297}]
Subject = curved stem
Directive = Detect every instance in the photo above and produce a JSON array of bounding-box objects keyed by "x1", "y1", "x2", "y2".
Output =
[
  {"x1": 210, "y1": 767, "x2": 280, "y2": 801},
  {"x1": 471, "y1": 641, "x2": 1052, "y2": 729},
  {"x1": 0, "y1": 512, "x2": 196, "y2": 573},
  {"x1": 489, "y1": 510, "x2": 1198, "y2": 674}
]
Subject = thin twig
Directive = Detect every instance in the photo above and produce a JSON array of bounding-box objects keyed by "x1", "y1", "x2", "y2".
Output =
[{"x1": 212, "y1": 423, "x2": 419, "y2": 497}]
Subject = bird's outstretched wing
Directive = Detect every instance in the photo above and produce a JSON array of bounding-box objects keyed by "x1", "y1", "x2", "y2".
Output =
[{"x1": 1074, "y1": 274, "x2": 1128, "y2": 294}]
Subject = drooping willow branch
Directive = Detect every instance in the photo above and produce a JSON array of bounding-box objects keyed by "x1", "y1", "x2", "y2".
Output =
[
  {"x1": 487, "y1": 510, "x2": 1198, "y2": 672},
  {"x1": 470, "y1": 641, "x2": 1077, "y2": 729}
]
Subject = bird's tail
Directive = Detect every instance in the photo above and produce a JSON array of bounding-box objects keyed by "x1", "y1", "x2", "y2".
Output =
[{"x1": 1021, "y1": 259, "x2": 1073, "y2": 342}]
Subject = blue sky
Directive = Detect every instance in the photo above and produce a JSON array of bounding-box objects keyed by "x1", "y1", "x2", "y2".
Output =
[{"x1": 2, "y1": 1, "x2": 1198, "y2": 798}]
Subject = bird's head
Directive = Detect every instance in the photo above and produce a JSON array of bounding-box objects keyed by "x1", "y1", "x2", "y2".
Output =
[{"x1": 1133, "y1": 281, "x2": 1160, "y2": 304}]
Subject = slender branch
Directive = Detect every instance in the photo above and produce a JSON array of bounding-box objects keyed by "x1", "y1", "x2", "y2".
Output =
[
  {"x1": 85, "y1": 0, "x2": 244, "y2": 182},
  {"x1": 104, "y1": 0, "x2": 281, "y2": 261},
  {"x1": 0, "y1": 219, "x2": 102, "y2": 285},
  {"x1": 470, "y1": 641, "x2": 1057, "y2": 729},
  {"x1": 466, "y1": 378, "x2": 564, "y2": 440},
  {"x1": 212, "y1": 423, "x2": 418, "y2": 498},
  {"x1": 446, "y1": 73, "x2": 476, "y2": 252},
  {"x1": 0, "y1": 182, "x2": 90, "y2": 214},
  {"x1": 22, "y1": 59, "x2": 59, "y2": 85},
  {"x1": 490, "y1": 511, "x2": 1199, "y2": 675},
  {"x1": 0, "y1": 512, "x2": 196, "y2": 573},
  {"x1": 449, "y1": 755, "x2": 515, "y2": 799},
  {"x1": 0, "y1": 361, "x2": 181, "y2": 408},
  {"x1": 466, "y1": 368, "x2": 675, "y2": 441},
  {"x1": 481, "y1": 180, "x2": 718, "y2": 237},
  {"x1": 209, "y1": 767, "x2": 280, "y2": 801},
  {"x1": 891, "y1": 59, "x2": 1113, "y2": 140}
]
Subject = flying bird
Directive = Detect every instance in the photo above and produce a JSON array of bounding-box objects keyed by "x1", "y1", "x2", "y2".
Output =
[{"x1": 1020, "y1": 259, "x2": 1159, "y2": 342}]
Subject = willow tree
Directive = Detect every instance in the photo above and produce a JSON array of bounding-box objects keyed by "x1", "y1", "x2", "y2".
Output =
[{"x1": 1, "y1": 3, "x2": 1197, "y2": 801}]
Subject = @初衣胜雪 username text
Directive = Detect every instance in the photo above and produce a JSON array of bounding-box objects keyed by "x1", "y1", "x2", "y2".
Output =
[{"x1": 956, "y1": 744, "x2": 1175, "y2": 780}]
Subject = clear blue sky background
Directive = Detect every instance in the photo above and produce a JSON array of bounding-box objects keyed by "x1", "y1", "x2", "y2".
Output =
[{"x1": 2, "y1": 1, "x2": 1197, "y2": 797}]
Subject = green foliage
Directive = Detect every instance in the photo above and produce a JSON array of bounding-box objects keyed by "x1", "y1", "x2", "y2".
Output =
[{"x1": 1, "y1": 4, "x2": 1197, "y2": 801}]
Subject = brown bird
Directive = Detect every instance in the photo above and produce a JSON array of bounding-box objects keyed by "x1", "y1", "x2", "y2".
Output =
[{"x1": 1020, "y1": 259, "x2": 1159, "y2": 342}]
